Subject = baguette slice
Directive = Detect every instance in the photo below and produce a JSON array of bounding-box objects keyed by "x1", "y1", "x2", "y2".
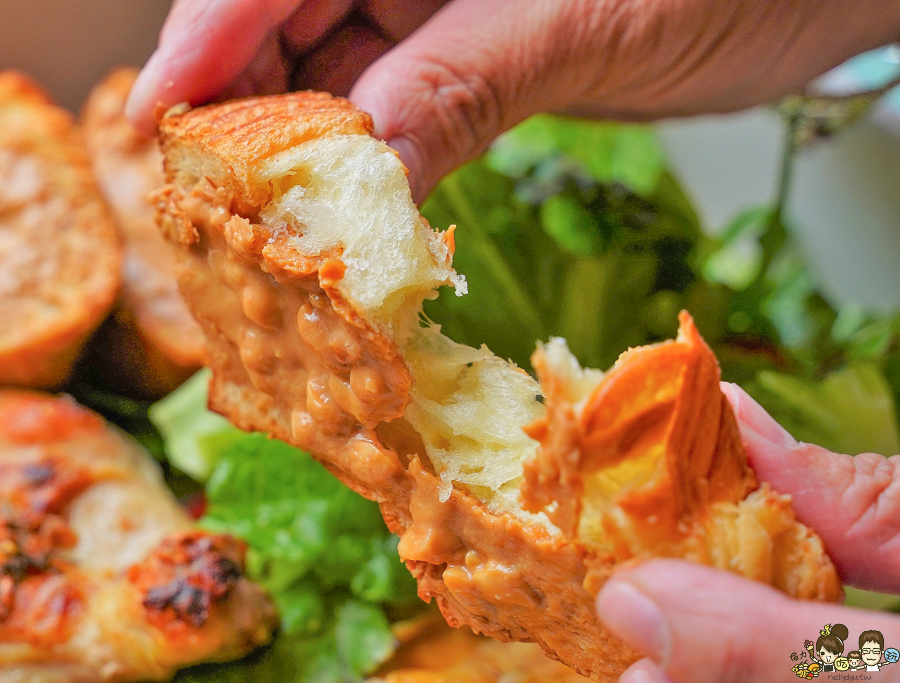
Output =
[
  {"x1": 0, "y1": 391, "x2": 277, "y2": 682},
  {"x1": 156, "y1": 92, "x2": 840, "y2": 681},
  {"x1": 0, "y1": 71, "x2": 121, "y2": 388},
  {"x1": 81, "y1": 68, "x2": 204, "y2": 397}
]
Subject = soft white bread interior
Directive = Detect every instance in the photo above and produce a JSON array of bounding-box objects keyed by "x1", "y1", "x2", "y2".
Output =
[{"x1": 156, "y1": 92, "x2": 841, "y2": 681}]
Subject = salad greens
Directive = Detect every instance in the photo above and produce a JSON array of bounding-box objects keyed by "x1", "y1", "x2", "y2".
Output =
[
  {"x1": 151, "y1": 375, "x2": 419, "y2": 683},
  {"x1": 421, "y1": 115, "x2": 719, "y2": 372}
]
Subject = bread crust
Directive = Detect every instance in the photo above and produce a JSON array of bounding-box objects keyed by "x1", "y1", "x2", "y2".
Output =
[
  {"x1": 156, "y1": 92, "x2": 841, "y2": 681},
  {"x1": 0, "y1": 71, "x2": 121, "y2": 388},
  {"x1": 81, "y1": 68, "x2": 204, "y2": 396}
]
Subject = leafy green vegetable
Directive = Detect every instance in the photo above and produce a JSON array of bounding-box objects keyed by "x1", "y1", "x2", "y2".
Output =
[
  {"x1": 421, "y1": 116, "x2": 723, "y2": 371},
  {"x1": 153, "y1": 377, "x2": 420, "y2": 683},
  {"x1": 149, "y1": 369, "x2": 240, "y2": 481},
  {"x1": 747, "y1": 363, "x2": 900, "y2": 456},
  {"x1": 488, "y1": 114, "x2": 665, "y2": 195}
]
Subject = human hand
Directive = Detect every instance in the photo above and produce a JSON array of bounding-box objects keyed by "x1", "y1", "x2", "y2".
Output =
[
  {"x1": 126, "y1": 0, "x2": 900, "y2": 201},
  {"x1": 596, "y1": 383, "x2": 900, "y2": 682}
]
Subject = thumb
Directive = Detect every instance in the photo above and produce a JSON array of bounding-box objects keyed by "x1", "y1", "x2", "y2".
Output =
[
  {"x1": 348, "y1": 0, "x2": 601, "y2": 202},
  {"x1": 598, "y1": 560, "x2": 900, "y2": 683},
  {"x1": 125, "y1": 0, "x2": 300, "y2": 134}
]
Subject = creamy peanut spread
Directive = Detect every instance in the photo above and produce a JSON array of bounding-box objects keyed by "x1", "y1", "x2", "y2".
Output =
[{"x1": 156, "y1": 92, "x2": 841, "y2": 681}]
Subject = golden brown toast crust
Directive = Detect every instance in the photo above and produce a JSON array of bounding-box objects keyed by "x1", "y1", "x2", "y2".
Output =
[
  {"x1": 0, "y1": 71, "x2": 121, "y2": 388},
  {"x1": 159, "y1": 91, "x2": 372, "y2": 209},
  {"x1": 523, "y1": 314, "x2": 841, "y2": 600},
  {"x1": 81, "y1": 68, "x2": 204, "y2": 396},
  {"x1": 155, "y1": 92, "x2": 840, "y2": 681}
]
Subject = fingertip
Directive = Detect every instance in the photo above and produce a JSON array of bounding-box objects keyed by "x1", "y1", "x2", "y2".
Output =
[
  {"x1": 602, "y1": 560, "x2": 803, "y2": 683},
  {"x1": 596, "y1": 573, "x2": 670, "y2": 663},
  {"x1": 719, "y1": 381, "x2": 740, "y2": 409},
  {"x1": 385, "y1": 134, "x2": 426, "y2": 203},
  {"x1": 125, "y1": 50, "x2": 165, "y2": 136},
  {"x1": 621, "y1": 658, "x2": 675, "y2": 683},
  {"x1": 720, "y1": 381, "x2": 797, "y2": 450}
]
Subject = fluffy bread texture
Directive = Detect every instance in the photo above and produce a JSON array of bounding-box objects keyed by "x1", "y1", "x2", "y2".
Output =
[
  {"x1": 0, "y1": 71, "x2": 121, "y2": 388},
  {"x1": 80, "y1": 68, "x2": 204, "y2": 397},
  {"x1": 156, "y1": 92, "x2": 841, "y2": 681}
]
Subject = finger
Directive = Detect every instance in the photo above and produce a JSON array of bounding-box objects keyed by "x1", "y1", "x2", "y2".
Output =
[
  {"x1": 358, "y1": 0, "x2": 447, "y2": 43},
  {"x1": 291, "y1": 19, "x2": 393, "y2": 97},
  {"x1": 720, "y1": 383, "x2": 900, "y2": 592},
  {"x1": 279, "y1": 0, "x2": 354, "y2": 56},
  {"x1": 348, "y1": 0, "x2": 601, "y2": 201},
  {"x1": 215, "y1": 30, "x2": 291, "y2": 102},
  {"x1": 621, "y1": 658, "x2": 676, "y2": 683},
  {"x1": 125, "y1": 0, "x2": 303, "y2": 134},
  {"x1": 597, "y1": 559, "x2": 900, "y2": 683}
]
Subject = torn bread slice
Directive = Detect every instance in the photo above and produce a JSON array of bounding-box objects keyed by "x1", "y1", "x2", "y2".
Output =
[
  {"x1": 0, "y1": 71, "x2": 121, "y2": 388},
  {"x1": 0, "y1": 390, "x2": 278, "y2": 682},
  {"x1": 81, "y1": 68, "x2": 204, "y2": 397},
  {"x1": 155, "y1": 92, "x2": 840, "y2": 681}
]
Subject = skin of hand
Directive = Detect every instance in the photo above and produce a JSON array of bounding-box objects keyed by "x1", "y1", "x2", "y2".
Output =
[
  {"x1": 126, "y1": 0, "x2": 900, "y2": 202},
  {"x1": 596, "y1": 383, "x2": 900, "y2": 683}
]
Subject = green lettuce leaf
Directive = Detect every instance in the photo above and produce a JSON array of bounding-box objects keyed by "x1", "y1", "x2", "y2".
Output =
[
  {"x1": 747, "y1": 362, "x2": 900, "y2": 456},
  {"x1": 149, "y1": 369, "x2": 240, "y2": 481},
  {"x1": 153, "y1": 376, "x2": 420, "y2": 683},
  {"x1": 421, "y1": 115, "x2": 725, "y2": 372}
]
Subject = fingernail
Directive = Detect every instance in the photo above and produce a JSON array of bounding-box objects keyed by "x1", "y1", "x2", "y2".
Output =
[
  {"x1": 621, "y1": 668, "x2": 656, "y2": 683},
  {"x1": 621, "y1": 659, "x2": 672, "y2": 683},
  {"x1": 385, "y1": 135, "x2": 423, "y2": 201},
  {"x1": 597, "y1": 580, "x2": 670, "y2": 664},
  {"x1": 125, "y1": 50, "x2": 162, "y2": 131},
  {"x1": 720, "y1": 381, "x2": 797, "y2": 449}
]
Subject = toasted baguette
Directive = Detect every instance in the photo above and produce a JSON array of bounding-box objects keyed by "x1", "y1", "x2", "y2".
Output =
[
  {"x1": 156, "y1": 92, "x2": 840, "y2": 681},
  {"x1": 81, "y1": 68, "x2": 204, "y2": 396},
  {"x1": 0, "y1": 71, "x2": 121, "y2": 388},
  {"x1": 0, "y1": 390, "x2": 277, "y2": 681}
]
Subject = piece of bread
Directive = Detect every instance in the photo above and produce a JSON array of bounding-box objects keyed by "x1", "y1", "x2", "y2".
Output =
[
  {"x1": 0, "y1": 390, "x2": 277, "y2": 682},
  {"x1": 371, "y1": 611, "x2": 588, "y2": 682},
  {"x1": 81, "y1": 68, "x2": 204, "y2": 397},
  {"x1": 0, "y1": 71, "x2": 121, "y2": 388},
  {"x1": 155, "y1": 92, "x2": 841, "y2": 681}
]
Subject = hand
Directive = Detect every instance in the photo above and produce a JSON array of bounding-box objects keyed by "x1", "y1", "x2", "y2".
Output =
[
  {"x1": 596, "y1": 383, "x2": 900, "y2": 683},
  {"x1": 125, "y1": 0, "x2": 900, "y2": 201}
]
